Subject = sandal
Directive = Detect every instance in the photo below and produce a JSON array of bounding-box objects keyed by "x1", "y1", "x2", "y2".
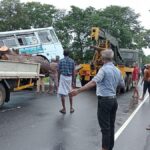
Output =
[
  {"x1": 59, "y1": 109, "x2": 66, "y2": 114},
  {"x1": 132, "y1": 95, "x2": 139, "y2": 99},
  {"x1": 70, "y1": 108, "x2": 75, "y2": 113},
  {"x1": 146, "y1": 127, "x2": 150, "y2": 130}
]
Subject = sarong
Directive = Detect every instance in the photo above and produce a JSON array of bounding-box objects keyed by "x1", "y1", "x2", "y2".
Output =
[{"x1": 58, "y1": 74, "x2": 72, "y2": 96}]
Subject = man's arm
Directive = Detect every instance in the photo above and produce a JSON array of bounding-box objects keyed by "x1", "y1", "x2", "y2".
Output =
[
  {"x1": 70, "y1": 80, "x2": 96, "y2": 96},
  {"x1": 143, "y1": 69, "x2": 147, "y2": 81},
  {"x1": 70, "y1": 68, "x2": 104, "y2": 96}
]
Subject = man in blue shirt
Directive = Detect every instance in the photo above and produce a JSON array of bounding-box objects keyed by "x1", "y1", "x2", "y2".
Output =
[
  {"x1": 58, "y1": 50, "x2": 75, "y2": 114},
  {"x1": 70, "y1": 49, "x2": 125, "y2": 150}
]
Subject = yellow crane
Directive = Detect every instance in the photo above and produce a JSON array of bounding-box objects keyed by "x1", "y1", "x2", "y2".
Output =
[{"x1": 79, "y1": 27, "x2": 133, "y2": 91}]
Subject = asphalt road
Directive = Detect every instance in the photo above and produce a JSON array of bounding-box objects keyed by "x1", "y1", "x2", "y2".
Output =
[
  {"x1": 0, "y1": 87, "x2": 143, "y2": 150},
  {"x1": 114, "y1": 97, "x2": 150, "y2": 150}
]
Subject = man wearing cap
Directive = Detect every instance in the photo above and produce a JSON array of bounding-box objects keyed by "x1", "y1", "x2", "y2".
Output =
[{"x1": 70, "y1": 49, "x2": 125, "y2": 150}]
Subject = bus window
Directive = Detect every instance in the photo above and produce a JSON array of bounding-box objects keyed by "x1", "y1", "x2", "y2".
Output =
[
  {"x1": 17, "y1": 34, "x2": 38, "y2": 46},
  {"x1": 49, "y1": 30, "x2": 58, "y2": 43},
  {"x1": 17, "y1": 37, "x2": 27, "y2": 45},
  {"x1": 38, "y1": 31, "x2": 52, "y2": 43},
  {"x1": 25, "y1": 36, "x2": 38, "y2": 45},
  {"x1": 3, "y1": 37, "x2": 18, "y2": 47},
  {"x1": 0, "y1": 40, "x2": 4, "y2": 46}
]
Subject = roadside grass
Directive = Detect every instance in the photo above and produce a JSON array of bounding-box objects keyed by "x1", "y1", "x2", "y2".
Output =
[{"x1": 44, "y1": 77, "x2": 49, "y2": 83}]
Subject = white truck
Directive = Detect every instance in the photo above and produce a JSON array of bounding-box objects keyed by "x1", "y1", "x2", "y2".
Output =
[{"x1": 0, "y1": 60, "x2": 40, "y2": 107}]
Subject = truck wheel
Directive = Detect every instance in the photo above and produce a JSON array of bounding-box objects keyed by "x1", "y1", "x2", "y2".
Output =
[
  {"x1": 0, "y1": 83, "x2": 6, "y2": 107},
  {"x1": 80, "y1": 77, "x2": 88, "y2": 86}
]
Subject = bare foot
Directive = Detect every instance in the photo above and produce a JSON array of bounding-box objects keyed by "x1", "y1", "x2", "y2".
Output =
[{"x1": 139, "y1": 97, "x2": 144, "y2": 101}]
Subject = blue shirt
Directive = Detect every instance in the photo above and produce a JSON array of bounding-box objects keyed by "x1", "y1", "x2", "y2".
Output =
[
  {"x1": 92, "y1": 62, "x2": 125, "y2": 96},
  {"x1": 58, "y1": 56, "x2": 75, "y2": 76}
]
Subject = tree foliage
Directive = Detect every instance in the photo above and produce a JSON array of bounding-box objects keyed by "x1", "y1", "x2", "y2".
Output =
[
  {"x1": 143, "y1": 55, "x2": 150, "y2": 64},
  {"x1": 0, "y1": 0, "x2": 57, "y2": 30},
  {"x1": 0, "y1": 0, "x2": 150, "y2": 62}
]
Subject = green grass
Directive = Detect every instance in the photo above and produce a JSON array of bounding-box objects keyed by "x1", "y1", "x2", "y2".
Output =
[{"x1": 44, "y1": 77, "x2": 49, "y2": 83}]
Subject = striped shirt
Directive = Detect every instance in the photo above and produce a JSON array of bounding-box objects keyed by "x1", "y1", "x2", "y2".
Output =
[{"x1": 58, "y1": 56, "x2": 75, "y2": 76}]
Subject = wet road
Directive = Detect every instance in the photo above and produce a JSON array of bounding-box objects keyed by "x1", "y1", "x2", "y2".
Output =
[
  {"x1": 0, "y1": 88, "x2": 142, "y2": 150},
  {"x1": 114, "y1": 96, "x2": 150, "y2": 150}
]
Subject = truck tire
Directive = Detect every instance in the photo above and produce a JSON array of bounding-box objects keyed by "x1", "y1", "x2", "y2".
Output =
[
  {"x1": 80, "y1": 77, "x2": 88, "y2": 86},
  {"x1": 0, "y1": 83, "x2": 6, "y2": 108}
]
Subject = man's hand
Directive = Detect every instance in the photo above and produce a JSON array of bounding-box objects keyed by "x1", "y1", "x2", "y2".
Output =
[{"x1": 69, "y1": 89, "x2": 79, "y2": 97}]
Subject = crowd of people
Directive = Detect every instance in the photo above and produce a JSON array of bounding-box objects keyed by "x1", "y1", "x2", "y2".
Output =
[{"x1": 36, "y1": 49, "x2": 150, "y2": 150}]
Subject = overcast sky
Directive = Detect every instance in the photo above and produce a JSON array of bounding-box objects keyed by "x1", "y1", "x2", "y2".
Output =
[{"x1": 21, "y1": 0, "x2": 150, "y2": 55}]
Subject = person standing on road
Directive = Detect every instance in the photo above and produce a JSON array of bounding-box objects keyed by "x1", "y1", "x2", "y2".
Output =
[
  {"x1": 132, "y1": 62, "x2": 140, "y2": 99},
  {"x1": 70, "y1": 49, "x2": 125, "y2": 150},
  {"x1": 36, "y1": 75, "x2": 45, "y2": 93},
  {"x1": 48, "y1": 59, "x2": 59, "y2": 94},
  {"x1": 58, "y1": 50, "x2": 75, "y2": 114},
  {"x1": 140, "y1": 64, "x2": 150, "y2": 100}
]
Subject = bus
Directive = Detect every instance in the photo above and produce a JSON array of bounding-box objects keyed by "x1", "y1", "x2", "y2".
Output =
[{"x1": 0, "y1": 27, "x2": 64, "y2": 61}]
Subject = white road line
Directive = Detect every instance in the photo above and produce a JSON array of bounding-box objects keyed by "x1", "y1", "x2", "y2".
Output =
[{"x1": 115, "y1": 95, "x2": 149, "y2": 141}]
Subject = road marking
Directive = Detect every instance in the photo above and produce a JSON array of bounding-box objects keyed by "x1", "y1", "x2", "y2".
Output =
[{"x1": 115, "y1": 95, "x2": 149, "y2": 141}]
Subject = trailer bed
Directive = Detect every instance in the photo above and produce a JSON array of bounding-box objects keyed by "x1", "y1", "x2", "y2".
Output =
[{"x1": 0, "y1": 60, "x2": 40, "y2": 79}]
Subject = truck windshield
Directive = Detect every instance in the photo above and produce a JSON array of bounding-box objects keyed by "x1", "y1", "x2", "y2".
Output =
[
  {"x1": 120, "y1": 52, "x2": 134, "y2": 59},
  {"x1": 38, "y1": 30, "x2": 52, "y2": 43}
]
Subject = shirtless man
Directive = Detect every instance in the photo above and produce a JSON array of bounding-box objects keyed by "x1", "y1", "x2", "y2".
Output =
[{"x1": 48, "y1": 59, "x2": 58, "y2": 94}]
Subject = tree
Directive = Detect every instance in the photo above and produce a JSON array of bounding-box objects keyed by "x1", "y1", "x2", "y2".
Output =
[
  {"x1": 22, "y1": 2, "x2": 57, "y2": 28},
  {"x1": 54, "y1": 9, "x2": 71, "y2": 48},
  {"x1": 0, "y1": 1, "x2": 148, "y2": 63},
  {"x1": 0, "y1": 0, "x2": 57, "y2": 31},
  {"x1": 142, "y1": 55, "x2": 150, "y2": 64},
  {"x1": 99, "y1": 6, "x2": 144, "y2": 48},
  {"x1": 56, "y1": 6, "x2": 100, "y2": 62},
  {"x1": 0, "y1": 0, "x2": 24, "y2": 31},
  {"x1": 54, "y1": 5, "x2": 147, "y2": 62}
]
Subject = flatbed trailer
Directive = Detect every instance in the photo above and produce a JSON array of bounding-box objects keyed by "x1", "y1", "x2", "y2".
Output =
[{"x1": 0, "y1": 60, "x2": 40, "y2": 107}]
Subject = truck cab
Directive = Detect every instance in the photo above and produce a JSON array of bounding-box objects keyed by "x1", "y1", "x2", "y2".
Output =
[{"x1": 120, "y1": 49, "x2": 142, "y2": 67}]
